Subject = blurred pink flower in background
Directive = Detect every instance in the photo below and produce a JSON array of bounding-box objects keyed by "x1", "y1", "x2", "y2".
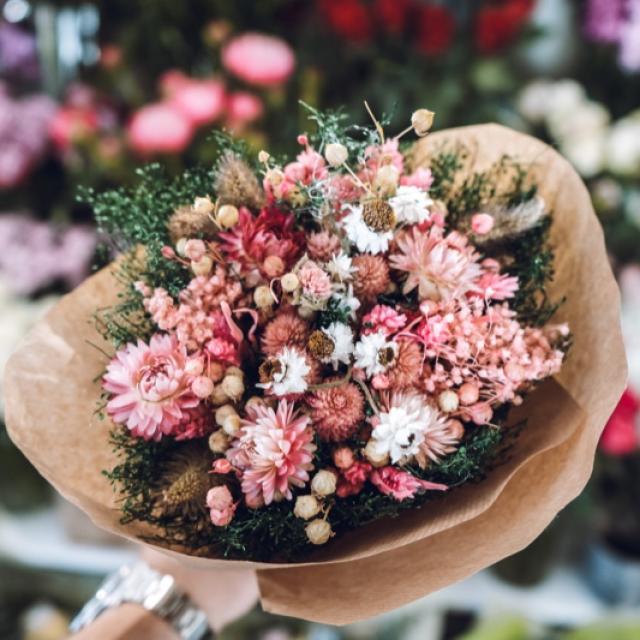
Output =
[
  {"x1": 127, "y1": 102, "x2": 194, "y2": 154},
  {"x1": 168, "y1": 78, "x2": 226, "y2": 126},
  {"x1": 49, "y1": 106, "x2": 99, "y2": 150},
  {"x1": 222, "y1": 33, "x2": 295, "y2": 87},
  {"x1": 226, "y1": 92, "x2": 264, "y2": 129}
]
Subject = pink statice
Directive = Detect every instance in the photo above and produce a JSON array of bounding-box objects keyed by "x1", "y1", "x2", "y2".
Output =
[
  {"x1": 206, "y1": 486, "x2": 236, "y2": 526},
  {"x1": 400, "y1": 167, "x2": 433, "y2": 190},
  {"x1": 370, "y1": 467, "x2": 447, "y2": 501},
  {"x1": 143, "y1": 265, "x2": 244, "y2": 354},
  {"x1": 390, "y1": 226, "x2": 483, "y2": 301},
  {"x1": 218, "y1": 206, "x2": 304, "y2": 283},
  {"x1": 226, "y1": 401, "x2": 316, "y2": 507},
  {"x1": 362, "y1": 304, "x2": 407, "y2": 335},
  {"x1": 103, "y1": 334, "x2": 201, "y2": 440}
]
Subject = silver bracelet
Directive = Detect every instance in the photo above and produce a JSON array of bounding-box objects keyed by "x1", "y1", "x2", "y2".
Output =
[{"x1": 69, "y1": 561, "x2": 213, "y2": 639}]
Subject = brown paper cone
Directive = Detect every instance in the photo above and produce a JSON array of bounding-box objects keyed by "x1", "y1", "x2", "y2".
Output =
[{"x1": 4, "y1": 124, "x2": 626, "y2": 625}]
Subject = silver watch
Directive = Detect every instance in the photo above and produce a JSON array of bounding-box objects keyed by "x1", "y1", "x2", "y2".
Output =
[{"x1": 69, "y1": 561, "x2": 213, "y2": 639}]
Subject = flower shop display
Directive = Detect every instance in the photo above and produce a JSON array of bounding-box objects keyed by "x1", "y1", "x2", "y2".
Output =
[{"x1": 4, "y1": 107, "x2": 625, "y2": 624}]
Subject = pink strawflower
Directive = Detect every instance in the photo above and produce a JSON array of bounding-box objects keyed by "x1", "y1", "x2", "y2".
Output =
[
  {"x1": 400, "y1": 167, "x2": 433, "y2": 190},
  {"x1": 127, "y1": 103, "x2": 193, "y2": 155},
  {"x1": 103, "y1": 334, "x2": 201, "y2": 441},
  {"x1": 261, "y1": 311, "x2": 310, "y2": 356},
  {"x1": 387, "y1": 339, "x2": 423, "y2": 390},
  {"x1": 222, "y1": 32, "x2": 295, "y2": 87},
  {"x1": 207, "y1": 486, "x2": 236, "y2": 526},
  {"x1": 474, "y1": 271, "x2": 519, "y2": 301},
  {"x1": 337, "y1": 461, "x2": 372, "y2": 498},
  {"x1": 226, "y1": 91, "x2": 264, "y2": 129},
  {"x1": 284, "y1": 148, "x2": 328, "y2": 186},
  {"x1": 370, "y1": 467, "x2": 447, "y2": 501},
  {"x1": 306, "y1": 230, "x2": 342, "y2": 262},
  {"x1": 169, "y1": 78, "x2": 226, "y2": 127},
  {"x1": 297, "y1": 260, "x2": 332, "y2": 301},
  {"x1": 390, "y1": 226, "x2": 483, "y2": 301},
  {"x1": 362, "y1": 304, "x2": 407, "y2": 335},
  {"x1": 352, "y1": 255, "x2": 390, "y2": 301},
  {"x1": 226, "y1": 401, "x2": 316, "y2": 507},
  {"x1": 307, "y1": 381, "x2": 365, "y2": 442}
]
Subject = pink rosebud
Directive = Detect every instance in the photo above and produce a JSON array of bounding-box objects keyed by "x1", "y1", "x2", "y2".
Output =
[
  {"x1": 213, "y1": 458, "x2": 233, "y2": 474},
  {"x1": 183, "y1": 239, "x2": 206, "y2": 262},
  {"x1": 469, "y1": 402, "x2": 493, "y2": 425},
  {"x1": 222, "y1": 32, "x2": 295, "y2": 87},
  {"x1": 371, "y1": 374, "x2": 391, "y2": 390},
  {"x1": 458, "y1": 382, "x2": 480, "y2": 406},
  {"x1": 127, "y1": 103, "x2": 193, "y2": 155},
  {"x1": 192, "y1": 376, "x2": 214, "y2": 398},
  {"x1": 184, "y1": 358, "x2": 205, "y2": 377},
  {"x1": 471, "y1": 213, "x2": 494, "y2": 235},
  {"x1": 206, "y1": 486, "x2": 236, "y2": 526},
  {"x1": 297, "y1": 134, "x2": 309, "y2": 146},
  {"x1": 161, "y1": 246, "x2": 176, "y2": 259},
  {"x1": 170, "y1": 79, "x2": 226, "y2": 127},
  {"x1": 226, "y1": 91, "x2": 264, "y2": 129},
  {"x1": 333, "y1": 446, "x2": 355, "y2": 470}
]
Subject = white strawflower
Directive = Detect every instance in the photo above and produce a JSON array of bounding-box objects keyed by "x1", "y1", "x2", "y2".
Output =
[
  {"x1": 372, "y1": 391, "x2": 447, "y2": 464},
  {"x1": 320, "y1": 322, "x2": 354, "y2": 369},
  {"x1": 331, "y1": 285, "x2": 361, "y2": 321},
  {"x1": 389, "y1": 185, "x2": 433, "y2": 225},
  {"x1": 257, "y1": 347, "x2": 310, "y2": 396},
  {"x1": 326, "y1": 251, "x2": 355, "y2": 282},
  {"x1": 342, "y1": 205, "x2": 393, "y2": 254},
  {"x1": 354, "y1": 331, "x2": 397, "y2": 378}
]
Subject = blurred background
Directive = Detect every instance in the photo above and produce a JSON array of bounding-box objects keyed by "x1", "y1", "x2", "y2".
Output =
[{"x1": 0, "y1": 0, "x2": 639, "y2": 638}]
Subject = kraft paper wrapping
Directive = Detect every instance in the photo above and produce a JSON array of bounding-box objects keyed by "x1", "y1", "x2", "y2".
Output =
[{"x1": 4, "y1": 124, "x2": 627, "y2": 625}]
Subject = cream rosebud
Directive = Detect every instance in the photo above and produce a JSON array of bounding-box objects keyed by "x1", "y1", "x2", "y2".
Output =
[
  {"x1": 191, "y1": 255, "x2": 213, "y2": 276},
  {"x1": 364, "y1": 440, "x2": 390, "y2": 468},
  {"x1": 265, "y1": 168, "x2": 284, "y2": 186},
  {"x1": 175, "y1": 237, "x2": 188, "y2": 257},
  {"x1": 459, "y1": 382, "x2": 480, "y2": 406},
  {"x1": 225, "y1": 366, "x2": 245, "y2": 379},
  {"x1": 263, "y1": 255, "x2": 285, "y2": 278},
  {"x1": 217, "y1": 204, "x2": 239, "y2": 229},
  {"x1": 209, "y1": 430, "x2": 230, "y2": 454},
  {"x1": 258, "y1": 150, "x2": 270, "y2": 164},
  {"x1": 193, "y1": 196, "x2": 215, "y2": 214},
  {"x1": 215, "y1": 404, "x2": 238, "y2": 427},
  {"x1": 192, "y1": 376, "x2": 214, "y2": 399},
  {"x1": 222, "y1": 414, "x2": 241, "y2": 436},
  {"x1": 411, "y1": 109, "x2": 435, "y2": 136},
  {"x1": 210, "y1": 384, "x2": 229, "y2": 406},
  {"x1": 281, "y1": 272, "x2": 300, "y2": 292},
  {"x1": 305, "y1": 519, "x2": 333, "y2": 545},
  {"x1": 311, "y1": 470, "x2": 337, "y2": 497},
  {"x1": 374, "y1": 164, "x2": 400, "y2": 196},
  {"x1": 438, "y1": 389, "x2": 460, "y2": 413},
  {"x1": 254, "y1": 285, "x2": 275, "y2": 309},
  {"x1": 471, "y1": 213, "x2": 494, "y2": 235},
  {"x1": 324, "y1": 142, "x2": 349, "y2": 167},
  {"x1": 293, "y1": 495, "x2": 321, "y2": 520},
  {"x1": 221, "y1": 374, "x2": 245, "y2": 400},
  {"x1": 333, "y1": 446, "x2": 355, "y2": 470}
]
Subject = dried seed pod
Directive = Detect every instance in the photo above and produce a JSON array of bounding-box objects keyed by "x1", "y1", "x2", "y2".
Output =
[
  {"x1": 214, "y1": 151, "x2": 264, "y2": 210},
  {"x1": 167, "y1": 205, "x2": 218, "y2": 244}
]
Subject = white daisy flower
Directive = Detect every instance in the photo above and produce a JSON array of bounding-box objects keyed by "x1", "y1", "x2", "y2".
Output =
[
  {"x1": 389, "y1": 185, "x2": 433, "y2": 225},
  {"x1": 331, "y1": 285, "x2": 361, "y2": 321},
  {"x1": 372, "y1": 391, "x2": 445, "y2": 464},
  {"x1": 342, "y1": 205, "x2": 393, "y2": 254},
  {"x1": 326, "y1": 251, "x2": 355, "y2": 282},
  {"x1": 321, "y1": 322, "x2": 354, "y2": 369},
  {"x1": 354, "y1": 331, "x2": 398, "y2": 378},
  {"x1": 257, "y1": 347, "x2": 310, "y2": 396}
]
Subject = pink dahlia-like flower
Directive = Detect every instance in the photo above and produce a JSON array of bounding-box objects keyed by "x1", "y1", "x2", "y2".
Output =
[
  {"x1": 226, "y1": 91, "x2": 264, "y2": 129},
  {"x1": 222, "y1": 32, "x2": 295, "y2": 87},
  {"x1": 307, "y1": 381, "x2": 365, "y2": 441},
  {"x1": 390, "y1": 226, "x2": 483, "y2": 301},
  {"x1": 169, "y1": 78, "x2": 226, "y2": 127},
  {"x1": 127, "y1": 102, "x2": 193, "y2": 155},
  {"x1": 370, "y1": 467, "x2": 447, "y2": 501},
  {"x1": 226, "y1": 401, "x2": 316, "y2": 507},
  {"x1": 103, "y1": 334, "x2": 200, "y2": 440},
  {"x1": 297, "y1": 260, "x2": 333, "y2": 301},
  {"x1": 362, "y1": 304, "x2": 407, "y2": 335},
  {"x1": 261, "y1": 311, "x2": 310, "y2": 356},
  {"x1": 352, "y1": 255, "x2": 390, "y2": 301},
  {"x1": 219, "y1": 206, "x2": 304, "y2": 281},
  {"x1": 306, "y1": 231, "x2": 342, "y2": 262},
  {"x1": 207, "y1": 485, "x2": 236, "y2": 526}
]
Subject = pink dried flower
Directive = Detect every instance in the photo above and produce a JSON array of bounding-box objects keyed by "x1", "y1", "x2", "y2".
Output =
[
  {"x1": 416, "y1": 414, "x2": 464, "y2": 467},
  {"x1": 388, "y1": 339, "x2": 424, "y2": 390},
  {"x1": 173, "y1": 404, "x2": 211, "y2": 441},
  {"x1": 261, "y1": 312, "x2": 310, "y2": 356},
  {"x1": 297, "y1": 260, "x2": 332, "y2": 301},
  {"x1": 352, "y1": 255, "x2": 390, "y2": 301},
  {"x1": 284, "y1": 148, "x2": 328, "y2": 186},
  {"x1": 226, "y1": 400, "x2": 316, "y2": 507},
  {"x1": 207, "y1": 486, "x2": 236, "y2": 526},
  {"x1": 400, "y1": 167, "x2": 433, "y2": 190},
  {"x1": 474, "y1": 271, "x2": 519, "y2": 301},
  {"x1": 222, "y1": 33, "x2": 295, "y2": 87},
  {"x1": 360, "y1": 138, "x2": 404, "y2": 183},
  {"x1": 128, "y1": 103, "x2": 193, "y2": 155},
  {"x1": 333, "y1": 446, "x2": 355, "y2": 469},
  {"x1": 226, "y1": 91, "x2": 264, "y2": 129},
  {"x1": 103, "y1": 334, "x2": 200, "y2": 441},
  {"x1": 337, "y1": 461, "x2": 372, "y2": 498},
  {"x1": 370, "y1": 467, "x2": 447, "y2": 501},
  {"x1": 213, "y1": 458, "x2": 233, "y2": 474},
  {"x1": 390, "y1": 226, "x2": 483, "y2": 301},
  {"x1": 362, "y1": 304, "x2": 407, "y2": 335},
  {"x1": 307, "y1": 381, "x2": 365, "y2": 442},
  {"x1": 471, "y1": 213, "x2": 494, "y2": 235},
  {"x1": 183, "y1": 239, "x2": 206, "y2": 261},
  {"x1": 307, "y1": 231, "x2": 342, "y2": 262}
]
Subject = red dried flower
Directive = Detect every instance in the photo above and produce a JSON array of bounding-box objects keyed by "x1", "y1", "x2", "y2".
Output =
[
  {"x1": 337, "y1": 461, "x2": 372, "y2": 497},
  {"x1": 374, "y1": 0, "x2": 411, "y2": 35},
  {"x1": 318, "y1": 0, "x2": 374, "y2": 43},
  {"x1": 415, "y1": 4, "x2": 456, "y2": 56},
  {"x1": 475, "y1": 0, "x2": 535, "y2": 55},
  {"x1": 307, "y1": 381, "x2": 365, "y2": 442}
]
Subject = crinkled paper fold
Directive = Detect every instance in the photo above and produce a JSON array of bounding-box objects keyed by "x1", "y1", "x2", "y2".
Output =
[{"x1": 4, "y1": 124, "x2": 627, "y2": 625}]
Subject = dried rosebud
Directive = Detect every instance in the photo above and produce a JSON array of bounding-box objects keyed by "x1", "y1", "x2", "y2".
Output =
[
  {"x1": 192, "y1": 376, "x2": 214, "y2": 399},
  {"x1": 221, "y1": 374, "x2": 245, "y2": 400},
  {"x1": 311, "y1": 470, "x2": 337, "y2": 497},
  {"x1": 333, "y1": 446, "x2": 355, "y2": 470},
  {"x1": 175, "y1": 237, "x2": 188, "y2": 257},
  {"x1": 305, "y1": 519, "x2": 333, "y2": 545},
  {"x1": 254, "y1": 285, "x2": 275, "y2": 309},
  {"x1": 191, "y1": 255, "x2": 213, "y2": 276},
  {"x1": 471, "y1": 213, "x2": 495, "y2": 235},
  {"x1": 459, "y1": 382, "x2": 480, "y2": 406},
  {"x1": 281, "y1": 272, "x2": 300, "y2": 292},
  {"x1": 222, "y1": 414, "x2": 241, "y2": 436},
  {"x1": 209, "y1": 430, "x2": 230, "y2": 454},
  {"x1": 258, "y1": 150, "x2": 270, "y2": 163},
  {"x1": 438, "y1": 390, "x2": 459, "y2": 413},
  {"x1": 364, "y1": 439, "x2": 390, "y2": 468},
  {"x1": 263, "y1": 255, "x2": 285, "y2": 278},
  {"x1": 324, "y1": 142, "x2": 348, "y2": 167},
  {"x1": 411, "y1": 109, "x2": 435, "y2": 136},
  {"x1": 215, "y1": 404, "x2": 238, "y2": 427},
  {"x1": 210, "y1": 384, "x2": 229, "y2": 406},
  {"x1": 293, "y1": 495, "x2": 321, "y2": 520},
  {"x1": 193, "y1": 196, "x2": 215, "y2": 215},
  {"x1": 217, "y1": 204, "x2": 239, "y2": 229}
]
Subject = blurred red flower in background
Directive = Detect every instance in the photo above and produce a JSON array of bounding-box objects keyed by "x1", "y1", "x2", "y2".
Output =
[
  {"x1": 318, "y1": 0, "x2": 374, "y2": 43},
  {"x1": 600, "y1": 388, "x2": 639, "y2": 456},
  {"x1": 374, "y1": 0, "x2": 411, "y2": 36},
  {"x1": 475, "y1": 0, "x2": 536, "y2": 54},
  {"x1": 415, "y1": 4, "x2": 456, "y2": 56}
]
